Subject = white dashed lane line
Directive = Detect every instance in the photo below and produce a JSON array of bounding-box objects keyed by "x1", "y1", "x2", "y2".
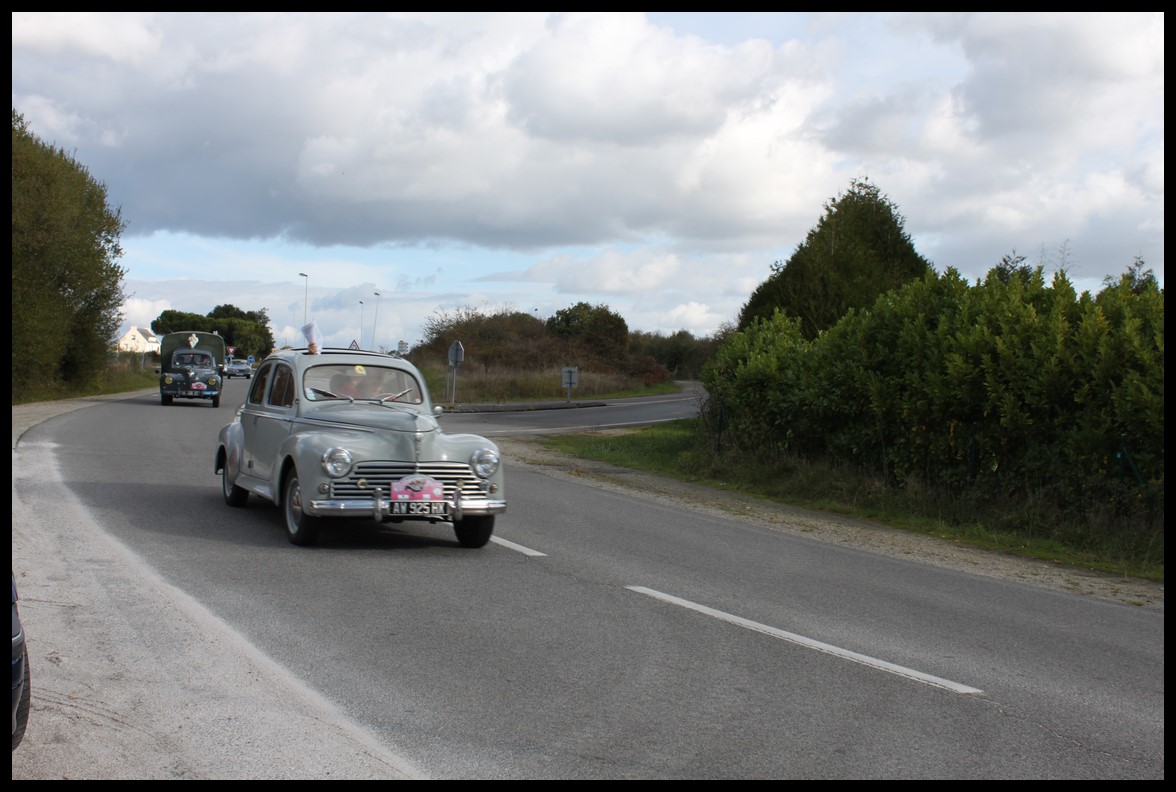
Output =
[{"x1": 490, "y1": 536, "x2": 547, "y2": 556}]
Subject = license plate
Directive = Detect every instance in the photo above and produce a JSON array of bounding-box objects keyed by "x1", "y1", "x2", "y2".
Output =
[{"x1": 390, "y1": 501, "x2": 448, "y2": 516}]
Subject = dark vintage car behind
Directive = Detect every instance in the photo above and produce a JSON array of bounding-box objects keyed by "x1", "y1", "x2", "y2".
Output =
[{"x1": 159, "y1": 331, "x2": 226, "y2": 407}]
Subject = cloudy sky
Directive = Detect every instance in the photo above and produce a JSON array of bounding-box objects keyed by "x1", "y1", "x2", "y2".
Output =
[{"x1": 12, "y1": 12, "x2": 1164, "y2": 352}]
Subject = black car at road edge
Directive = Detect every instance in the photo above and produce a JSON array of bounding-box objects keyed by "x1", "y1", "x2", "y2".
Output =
[{"x1": 12, "y1": 574, "x2": 30, "y2": 752}]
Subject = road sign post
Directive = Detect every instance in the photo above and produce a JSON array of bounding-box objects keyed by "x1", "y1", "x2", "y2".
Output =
[
  {"x1": 562, "y1": 366, "x2": 579, "y2": 403},
  {"x1": 448, "y1": 341, "x2": 465, "y2": 403}
]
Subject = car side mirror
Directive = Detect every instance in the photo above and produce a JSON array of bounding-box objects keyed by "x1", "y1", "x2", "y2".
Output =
[{"x1": 433, "y1": 405, "x2": 444, "y2": 417}]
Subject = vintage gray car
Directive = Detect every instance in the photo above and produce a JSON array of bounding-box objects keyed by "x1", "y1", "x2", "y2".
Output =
[
  {"x1": 224, "y1": 358, "x2": 253, "y2": 379},
  {"x1": 214, "y1": 348, "x2": 505, "y2": 548}
]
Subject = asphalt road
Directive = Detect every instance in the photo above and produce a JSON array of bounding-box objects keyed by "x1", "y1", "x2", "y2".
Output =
[
  {"x1": 9, "y1": 386, "x2": 701, "y2": 780},
  {"x1": 10, "y1": 386, "x2": 1165, "y2": 779}
]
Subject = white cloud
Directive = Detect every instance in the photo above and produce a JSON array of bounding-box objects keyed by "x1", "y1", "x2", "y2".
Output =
[{"x1": 11, "y1": 12, "x2": 1162, "y2": 349}]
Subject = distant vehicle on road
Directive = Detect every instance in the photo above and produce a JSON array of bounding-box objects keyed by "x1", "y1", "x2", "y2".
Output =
[
  {"x1": 159, "y1": 331, "x2": 226, "y2": 407},
  {"x1": 225, "y1": 359, "x2": 253, "y2": 379},
  {"x1": 214, "y1": 347, "x2": 506, "y2": 548}
]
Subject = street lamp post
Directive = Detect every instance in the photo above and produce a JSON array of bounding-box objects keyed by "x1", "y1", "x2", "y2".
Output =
[
  {"x1": 358, "y1": 300, "x2": 364, "y2": 348},
  {"x1": 299, "y1": 273, "x2": 308, "y2": 325},
  {"x1": 372, "y1": 291, "x2": 380, "y2": 352}
]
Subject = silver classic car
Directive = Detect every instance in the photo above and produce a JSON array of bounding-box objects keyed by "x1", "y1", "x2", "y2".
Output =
[
  {"x1": 214, "y1": 348, "x2": 505, "y2": 548},
  {"x1": 224, "y1": 358, "x2": 253, "y2": 379}
]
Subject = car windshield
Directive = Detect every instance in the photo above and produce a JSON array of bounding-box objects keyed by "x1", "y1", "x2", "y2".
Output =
[
  {"x1": 303, "y1": 364, "x2": 423, "y2": 404},
  {"x1": 176, "y1": 353, "x2": 211, "y2": 367}
]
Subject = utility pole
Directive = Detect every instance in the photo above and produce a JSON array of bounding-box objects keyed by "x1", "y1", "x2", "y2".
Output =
[
  {"x1": 299, "y1": 272, "x2": 309, "y2": 325},
  {"x1": 372, "y1": 291, "x2": 381, "y2": 351}
]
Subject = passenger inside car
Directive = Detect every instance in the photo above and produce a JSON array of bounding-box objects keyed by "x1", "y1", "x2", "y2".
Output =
[
  {"x1": 175, "y1": 353, "x2": 211, "y2": 367},
  {"x1": 330, "y1": 373, "x2": 360, "y2": 398}
]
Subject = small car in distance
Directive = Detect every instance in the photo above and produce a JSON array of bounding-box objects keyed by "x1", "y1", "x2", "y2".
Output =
[
  {"x1": 159, "y1": 331, "x2": 225, "y2": 407},
  {"x1": 214, "y1": 348, "x2": 505, "y2": 548},
  {"x1": 225, "y1": 359, "x2": 253, "y2": 379}
]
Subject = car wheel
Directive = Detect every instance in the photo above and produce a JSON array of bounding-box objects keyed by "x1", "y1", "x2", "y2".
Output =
[
  {"x1": 222, "y1": 464, "x2": 248, "y2": 507},
  {"x1": 454, "y1": 515, "x2": 494, "y2": 548},
  {"x1": 161, "y1": 394, "x2": 173, "y2": 405},
  {"x1": 12, "y1": 643, "x2": 30, "y2": 752},
  {"x1": 212, "y1": 394, "x2": 221, "y2": 408},
  {"x1": 283, "y1": 471, "x2": 321, "y2": 546}
]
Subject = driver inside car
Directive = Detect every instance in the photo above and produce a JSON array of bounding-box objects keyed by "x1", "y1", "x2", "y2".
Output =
[
  {"x1": 356, "y1": 372, "x2": 389, "y2": 399},
  {"x1": 330, "y1": 373, "x2": 361, "y2": 398}
]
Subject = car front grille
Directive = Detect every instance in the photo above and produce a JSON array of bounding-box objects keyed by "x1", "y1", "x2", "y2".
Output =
[{"x1": 330, "y1": 461, "x2": 483, "y2": 501}]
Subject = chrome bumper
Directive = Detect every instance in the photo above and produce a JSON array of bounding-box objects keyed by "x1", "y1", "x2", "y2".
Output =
[{"x1": 307, "y1": 487, "x2": 506, "y2": 521}]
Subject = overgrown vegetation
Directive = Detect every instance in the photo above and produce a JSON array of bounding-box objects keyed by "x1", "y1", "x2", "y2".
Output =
[
  {"x1": 13, "y1": 110, "x2": 128, "y2": 402},
  {"x1": 13, "y1": 352, "x2": 159, "y2": 405},
  {"x1": 417, "y1": 363, "x2": 682, "y2": 405},
  {"x1": 702, "y1": 260, "x2": 1164, "y2": 579},
  {"x1": 543, "y1": 420, "x2": 1164, "y2": 582},
  {"x1": 409, "y1": 302, "x2": 724, "y2": 400}
]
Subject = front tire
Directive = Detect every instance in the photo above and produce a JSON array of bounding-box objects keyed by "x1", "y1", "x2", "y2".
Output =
[
  {"x1": 283, "y1": 470, "x2": 322, "y2": 546},
  {"x1": 222, "y1": 464, "x2": 248, "y2": 507},
  {"x1": 161, "y1": 393, "x2": 173, "y2": 405},
  {"x1": 212, "y1": 394, "x2": 221, "y2": 408},
  {"x1": 12, "y1": 644, "x2": 30, "y2": 751},
  {"x1": 454, "y1": 515, "x2": 494, "y2": 548}
]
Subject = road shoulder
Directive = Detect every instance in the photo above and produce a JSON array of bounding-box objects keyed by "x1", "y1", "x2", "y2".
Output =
[
  {"x1": 496, "y1": 434, "x2": 1164, "y2": 613},
  {"x1": 11, "y1": 395, "x2": 421, "y2": 779}
]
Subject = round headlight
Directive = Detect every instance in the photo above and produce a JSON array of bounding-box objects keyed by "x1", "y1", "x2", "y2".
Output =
[
  {"x1": 470, "y1": 448, "x2": 500, "y2": 479},
  {"x1": 321, "y1": 447, "x2": 354, "y2": 478}
]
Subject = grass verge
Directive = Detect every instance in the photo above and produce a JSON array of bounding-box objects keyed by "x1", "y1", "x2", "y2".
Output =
[{"x1": 540, "y1": 420, "x2": 1164, "y2": 583}]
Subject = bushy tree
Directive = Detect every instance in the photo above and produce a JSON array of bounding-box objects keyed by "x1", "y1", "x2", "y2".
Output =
[
  {"x1": 12, "y1": 109, "x2": 127, "y2": 398},
  {"x1": 738, "y1": 177, "x2": 931, "y2": 339},
  {"x1": 546, "y1": 301, "x2": 629, "y2": 368},
  {"x1": 151, "y1": 305, "x2": 275, "y2": 361},
  {"x1": 417, "y1": 305, "x2": 560, "y2": 372},
  {"x1": 629, "y1": 328, "x2": 723, "y2": 379},
  {"x1": 705, "y1": 258, "x2": 1163, "y2": 543}
]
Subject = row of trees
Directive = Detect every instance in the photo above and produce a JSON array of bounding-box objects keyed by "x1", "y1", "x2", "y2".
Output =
[
  {"x1": 151, "y1": 306, "x2": 276, "y2": 361},
  {"x1": 13, "y1": 110, "x2": 128, "y2": 401},
  {"x1": 703, "y1": 260, "x2": 1164, "y2": 539},
  {"x1": 413, "y1": 302, "x2": 722, "y2": 386}
]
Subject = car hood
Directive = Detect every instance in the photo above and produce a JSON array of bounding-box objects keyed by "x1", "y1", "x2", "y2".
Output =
[{"x1": 302, "y1": 402, "x2": 439, "y2": 433}]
